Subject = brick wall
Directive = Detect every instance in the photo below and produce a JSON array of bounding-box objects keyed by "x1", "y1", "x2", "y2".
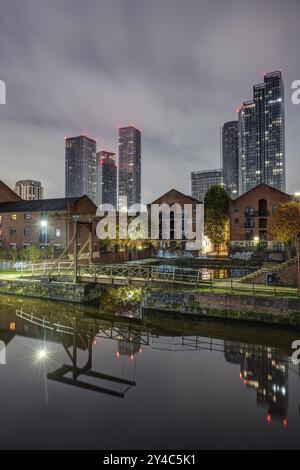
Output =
[{"x1": 0, "y1": 181, "x2": 21, "y2": 203}]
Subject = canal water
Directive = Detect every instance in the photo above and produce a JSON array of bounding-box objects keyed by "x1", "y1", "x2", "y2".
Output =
[{"x1": 0, "y1": 290, "x2": 299, "y2": 450}]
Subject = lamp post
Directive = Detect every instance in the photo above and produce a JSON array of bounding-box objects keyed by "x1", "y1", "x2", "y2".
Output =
[{"x1": 40, "y1": 219, "x2": 48, "y2": 261}]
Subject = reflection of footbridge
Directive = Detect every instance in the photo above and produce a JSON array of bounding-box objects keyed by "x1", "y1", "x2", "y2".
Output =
[
  {"x1": 14, "y1": 308, "x2": 300, "y2": 421},
  {"x1": 16, "y1": 308, "x2": 300, "y2": 378},
  {"x1": 16, "y1": 309, "x2": 139, "y2": 398}
]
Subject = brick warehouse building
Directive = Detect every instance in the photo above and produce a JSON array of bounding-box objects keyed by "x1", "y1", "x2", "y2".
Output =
[
  {"x1": 149, "y1": 189, "x2": 204, "y2": 255},
  {"x1": 0, "y1": 194, "x2": 98, "y2": 254},
  {"x1": 0, "y1": 181, "x2": 151, "y2": 262},
  {"x1": 229, "y1": 183, "x2": 292, "y2": 260}
]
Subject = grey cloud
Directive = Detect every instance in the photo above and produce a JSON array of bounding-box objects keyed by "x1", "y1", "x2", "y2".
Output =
[{"x1": 0, "y1": 0, "x2": 300, "y2": 202}]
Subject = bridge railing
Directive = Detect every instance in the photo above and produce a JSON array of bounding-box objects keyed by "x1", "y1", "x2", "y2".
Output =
[{"x1": 18, "y1": 261, "x2": 211, "y2": 287}]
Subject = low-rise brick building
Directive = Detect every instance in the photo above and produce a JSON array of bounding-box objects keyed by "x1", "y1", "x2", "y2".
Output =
[
  {"x1": 229, "y1": 184, "x2": 292, "y2": 260},
  {"x1": 149, "y1": 189, "x2": 204, "y2": 254},
  {"x1": 0, "y1": 195, "x2": 98, "y2": 254}
]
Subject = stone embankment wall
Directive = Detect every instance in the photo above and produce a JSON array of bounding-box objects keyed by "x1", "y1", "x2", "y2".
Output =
[
  {"x1": 0, "y1": 279, "x2": 103, "y2": 303},
  {"x1": 143, "y1": 289, "x2": 300, "y2": 327}
]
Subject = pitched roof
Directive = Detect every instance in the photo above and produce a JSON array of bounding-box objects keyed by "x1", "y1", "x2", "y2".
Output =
[
  {"x1": 233, "y1": 183, "x2": 291, "y2": 202},
  {"x1": 0, "y1": 180, "x2": 22, "y2": 202},
  {"x1": 0, "y1": 196, "x2": 90, "y2": 213},
  {"x1": 150, "y1": 189, "x2": 201, "y2": 205}
]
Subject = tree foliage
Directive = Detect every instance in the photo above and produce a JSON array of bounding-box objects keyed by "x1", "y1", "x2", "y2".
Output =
[
  {"x1": 204, "y1": 185, "x2": 230, "y2": 249},
  {"x1": 270, "y1": 201, "x2": 300, "y2": 252}
]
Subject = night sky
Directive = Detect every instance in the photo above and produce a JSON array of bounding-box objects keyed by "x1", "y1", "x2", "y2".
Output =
[{"x1": 0, "y1": 0, "x2": 299, "y2": 202}]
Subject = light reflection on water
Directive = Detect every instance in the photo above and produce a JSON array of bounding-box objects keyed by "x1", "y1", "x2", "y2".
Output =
[{"x1": 0, "y1": 292, "x2": 299, "y2": 449}]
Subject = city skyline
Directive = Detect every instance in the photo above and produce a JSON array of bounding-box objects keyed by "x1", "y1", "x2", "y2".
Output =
[{"x1": 0, "y1": 0, "x2": 300, "y2": 203}]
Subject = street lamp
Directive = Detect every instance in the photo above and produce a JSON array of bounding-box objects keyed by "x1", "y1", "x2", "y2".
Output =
[
  {"x1": 253, "y1": 236, "x2": 259, "y2": 253},
  {"x1": 40, "y1": 219, "x2": 48, "y2": 261}
]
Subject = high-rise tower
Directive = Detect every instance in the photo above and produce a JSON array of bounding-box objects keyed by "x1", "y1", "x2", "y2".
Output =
[
  {"x1": 238, "y1": 71, "x2": 285, "y2": 195},
  {"x1": 65, "y1": 135, "x2": 97, "y2": 203},
  {"x1": 118, "y1": 125, "x2": 141, "y2": 208},
  {"x1": 222, "y1": 121, "x2": 239, "y2": 199}
]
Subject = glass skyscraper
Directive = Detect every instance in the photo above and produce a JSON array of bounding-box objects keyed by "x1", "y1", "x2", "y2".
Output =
[
  {"x1": 222, "y1": 121, "x2": 239, "y2": 199},
  {"x1": 238, "y1": 71, "x2": 285, "y2": 195},
  {"x1": 65, "y1": 135, "x2": 97, "y2": 203},
  {"x1": 118, "y1": 125, "x2": 141, "y2": 208},
  {"x1": 96, "y1": 151, "x2": 117, "y2": 207},
  {"x1": 191, "y1": 169, "x2": 223, "y2": 202}
]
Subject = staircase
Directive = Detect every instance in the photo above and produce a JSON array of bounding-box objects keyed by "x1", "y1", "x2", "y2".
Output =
[{"x1": 239, "y1": 257, "x2": 297, "y2": 283}]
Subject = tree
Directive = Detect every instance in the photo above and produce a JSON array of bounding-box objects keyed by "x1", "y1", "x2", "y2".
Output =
[
  {"x1": 270, "y1": 201, "x2": 300, "y2": 255},
  {"x1": 204, "y1": 185, "x2": 230, "y2": 252}
]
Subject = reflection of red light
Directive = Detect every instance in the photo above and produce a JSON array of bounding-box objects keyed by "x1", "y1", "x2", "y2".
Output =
[
  {"x1": 239, "y1": 372, "x2": 242, "y2": 379},
  {"x1": 243, "y1": 379, "x2": 247, "y2": 385},
  {"x1": 130, "y1": 354, "x2": 134, "y2": 360},
  {"x1": 139, "y1": 348, "x2": 142, "y2": 353},
  {"x1": 93, "y1": 340, "x2": 97, "y2": 345},
  {"x1": 267, "y1": 414, "x2": 271, "y2": 423},
  {"x1": 283, "y1": 419, "x2": 288, "y2": 428},
  {"x1": 116, "y1": 352, "x2": 120, "y2": 358}
]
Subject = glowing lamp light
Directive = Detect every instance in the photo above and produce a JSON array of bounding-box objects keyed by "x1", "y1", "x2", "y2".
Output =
[
  {"x1": 36, "y1": 349, "x2": 48, "y2": 361},
  {"x1": 267, "y1": 414, "x2": 272, "y2": 424},
  {"x1": 254, "y1": 236, "x2": 259, "y2": 242},
  {"x1": 40, "y1": 220, "x2": 48, "y2": 228},
  {"x1": 283, "y1": 418, "x2": 288, "y2": 428}
]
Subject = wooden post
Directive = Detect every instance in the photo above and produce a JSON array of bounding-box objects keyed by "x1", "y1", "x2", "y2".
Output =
[
  {"x1": 89, "y1": 222, "x2": 93, "y2": 265},
  {"x1": 73, "y1": 221, "x2": 78, "y2": 283}
]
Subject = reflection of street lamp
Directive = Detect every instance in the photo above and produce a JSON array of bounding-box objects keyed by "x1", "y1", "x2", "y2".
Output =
[
  {"x1": 36, "y1": 349, "x2": 48, "y2": 361},
  {"x1": 40, "y1": 220, "x2": 48, "y2": 261}
]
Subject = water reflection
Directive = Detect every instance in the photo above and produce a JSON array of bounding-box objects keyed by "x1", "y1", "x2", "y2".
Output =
[
  {"x1": 0, "y1": 287, "x2": 300, "y2": 451},
  {"x1": 6, "y1": 305, "x2": 298, "y2": 425},
  {"x1": 224, "y1": 342, "x2": 290, "y2": 425}
]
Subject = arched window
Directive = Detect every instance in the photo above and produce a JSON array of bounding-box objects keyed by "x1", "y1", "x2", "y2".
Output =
[{"x1": 258, "y1": 199, "x2": 268, "y2": 216}]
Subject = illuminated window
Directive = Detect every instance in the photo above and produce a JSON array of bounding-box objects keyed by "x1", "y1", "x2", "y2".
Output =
[{"x1": 11, "y1": 214, "x2": 17, "y2": 221}]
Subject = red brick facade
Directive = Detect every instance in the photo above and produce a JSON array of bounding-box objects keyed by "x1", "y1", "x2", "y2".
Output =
[
  {"x1": 149, "y1": 188, "x2": 202, "y2": 252},
  {"x1": 0, "y1": 181, "x2": 21, "y2": 203},
  {"x1": 0, "y1": 195, "x2": 98, "y2": 253},
  {"x1": 230, "y1": 184, "x2": 292, "y2": 258}
]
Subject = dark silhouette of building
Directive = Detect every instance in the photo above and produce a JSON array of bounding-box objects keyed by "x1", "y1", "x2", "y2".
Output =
[
  {"x1": 222, "y1": 121, "x2": 239, "y2": 199},
  {"x1": 191, "y1": 169, "x2": 223, "y2": 202},
  {"x1": 97, "y1": 151, "x2": 117, "y2": 207},
  {"x1": 118, "y1": 126, "x2": 141, "y2": 208},
  {"x1": 65, "y1": 135, "x2": 97, "y2": 203}
]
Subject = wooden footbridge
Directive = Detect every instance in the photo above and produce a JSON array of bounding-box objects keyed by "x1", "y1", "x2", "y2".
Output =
[{"x1": 18, "y1": 261, "x2": 206, "y2": 287}]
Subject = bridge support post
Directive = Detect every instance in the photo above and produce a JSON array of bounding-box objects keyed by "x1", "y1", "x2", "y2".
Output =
[{"x1": 73, "y1": 221, "x2": 78, "y2": 283}]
